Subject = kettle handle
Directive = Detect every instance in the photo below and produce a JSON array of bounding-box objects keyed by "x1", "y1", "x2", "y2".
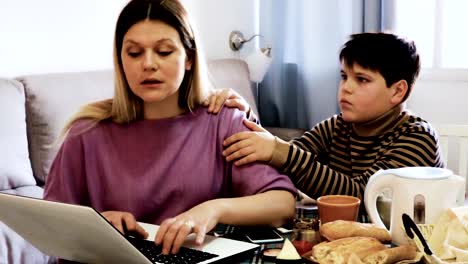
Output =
[
  {"x1": 364, "y1": 171, "x2": 395, "y2": 230},
  {"x1": 452, "y1": 175, "x2": 466, "y2": 206}
]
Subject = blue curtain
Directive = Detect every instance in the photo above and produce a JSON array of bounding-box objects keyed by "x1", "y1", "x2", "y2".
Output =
[{"x1": 257, "y1": 0, "x2": 395, "y2": 129}]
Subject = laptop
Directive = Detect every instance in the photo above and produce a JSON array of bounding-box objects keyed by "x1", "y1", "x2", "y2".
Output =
[{"x1": 0, "y1": 193, "x2": 259, "y2": 263}]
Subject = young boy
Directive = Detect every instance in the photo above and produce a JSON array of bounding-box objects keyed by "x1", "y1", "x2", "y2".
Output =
[{"x1": 214, "y1": 32, "x2": 444, "y2": 204}]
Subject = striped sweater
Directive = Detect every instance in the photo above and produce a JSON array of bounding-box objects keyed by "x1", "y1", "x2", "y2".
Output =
[{"x1": 277, "y1": 109, "x2": 444, "y2": 201}]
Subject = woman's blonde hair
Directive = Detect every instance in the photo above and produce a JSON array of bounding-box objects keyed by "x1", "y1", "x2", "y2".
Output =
[{"x1": 62, "y1": 0, "x2": 211, "y2": 134}]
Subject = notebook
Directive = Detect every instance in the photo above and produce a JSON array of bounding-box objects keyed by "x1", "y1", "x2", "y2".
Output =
[{"x1": 0, "y1": 193, "x2": 259, "y2": 264}]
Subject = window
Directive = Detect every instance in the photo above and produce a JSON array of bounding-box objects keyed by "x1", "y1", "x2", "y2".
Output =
[{"x1": 394, "y1": 0, "x2": 468, "y2": 81}]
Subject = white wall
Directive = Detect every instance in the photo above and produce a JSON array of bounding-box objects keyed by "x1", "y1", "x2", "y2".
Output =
[
  {"x1": 0, "y1": 0, "x2": 128, "y2": 78},
  {"x1": 407, "y1": 78, "x2": 468, "y2": 125},
  {"x1": 0, "y1": 0, "x2": 256, "y2": 78},
  {"x1": 182, "y1": 0, "x2": 258, "y2": 59}
]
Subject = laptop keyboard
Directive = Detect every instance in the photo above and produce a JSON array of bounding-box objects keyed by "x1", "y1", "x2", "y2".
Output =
[{"x1": 126, "y1": 236, "x2": 219, "y2": 264}]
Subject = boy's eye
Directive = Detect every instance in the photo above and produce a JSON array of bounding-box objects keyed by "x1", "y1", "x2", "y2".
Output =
[
  {"x1": 357, "y1": 77, "x2": 369, "y2": 83},
  {"x1": 340, "y1": 74, "x2": 347, "y2": 80}
]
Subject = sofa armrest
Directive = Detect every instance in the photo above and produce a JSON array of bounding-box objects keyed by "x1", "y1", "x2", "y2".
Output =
[{"x1": 264, "y1": 127, "x2": 306, "y2": 141}]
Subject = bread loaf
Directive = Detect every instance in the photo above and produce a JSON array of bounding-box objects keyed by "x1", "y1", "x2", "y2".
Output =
[
  {"x1": 311, "y1": 237, "x2": 387, "y2": 264},
  {"x1": 320, "y1": 220, "x2": 392, "y2": 243},
  {"x1": 363, "y1": 245, "x2": 418, "y2": 264}
]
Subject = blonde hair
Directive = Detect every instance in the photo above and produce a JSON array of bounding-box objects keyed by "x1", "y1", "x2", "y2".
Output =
[{"x1": 62, "y1": 0, "x2": 212, "y2": 134}]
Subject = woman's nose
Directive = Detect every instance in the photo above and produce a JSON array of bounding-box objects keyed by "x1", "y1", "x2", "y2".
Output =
[{"x1": 143, "y1": 51, "x2": 158, "y2": 71}]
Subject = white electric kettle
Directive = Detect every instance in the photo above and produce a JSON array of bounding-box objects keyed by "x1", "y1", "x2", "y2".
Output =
[{"x1": 364, "y1": 167, "x2": 465, "y2": 245}]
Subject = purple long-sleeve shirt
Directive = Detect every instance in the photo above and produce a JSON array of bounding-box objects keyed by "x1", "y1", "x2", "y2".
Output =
[{"x1": 44, "y1": 107, "x2": 296, "y2": 224}]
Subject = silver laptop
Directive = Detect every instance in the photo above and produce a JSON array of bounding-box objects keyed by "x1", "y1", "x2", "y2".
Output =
[{"x1": 0, "y1": 193, "x2": 259, "y2": 263}]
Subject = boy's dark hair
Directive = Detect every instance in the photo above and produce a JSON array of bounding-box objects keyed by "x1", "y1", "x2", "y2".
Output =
[{"x1": 339, "y1": 32, "x2": 420, "y2": 102}]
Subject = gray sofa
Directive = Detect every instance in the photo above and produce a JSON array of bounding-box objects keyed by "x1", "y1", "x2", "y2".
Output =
[{"x1": 0, "y1": 58, "x2": 304, "y2": 263}]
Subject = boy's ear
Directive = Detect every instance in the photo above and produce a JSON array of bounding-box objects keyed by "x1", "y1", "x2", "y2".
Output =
[{"x1": 390, "y1": 80, "x2": 408, "y2": 104}]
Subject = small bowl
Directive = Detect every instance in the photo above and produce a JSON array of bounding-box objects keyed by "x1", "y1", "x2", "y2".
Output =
[{"x1": 261, "y1": 247, "x2": 282, "y2": 262}]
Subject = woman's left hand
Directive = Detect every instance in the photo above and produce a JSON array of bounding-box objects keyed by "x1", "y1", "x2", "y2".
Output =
[
  {"x1": 101, "y1": 211, "x2": 148, "y2": 238},
  {"x1": 203, "y1": 88, "x2": 251, "y2": 114},
  {"x1": 155, "y1": 201, "x2": 221, "y2": 255}
]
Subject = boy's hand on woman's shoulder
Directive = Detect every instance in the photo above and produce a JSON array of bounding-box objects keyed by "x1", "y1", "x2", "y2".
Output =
[
  {"x1": 203, "y1": 88, "x2": 251, "y2": 114},
  {"x1": 223, "y1": 119, "x2": 276, "y2": 166}
]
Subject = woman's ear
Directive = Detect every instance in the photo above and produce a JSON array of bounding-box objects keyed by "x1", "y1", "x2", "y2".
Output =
[
  {"x1": 185, "y1": 51, "x2": 194, "y2": 71},
  {"x1": 390, "y1": 80, "x2": 408, "y2": 105}
]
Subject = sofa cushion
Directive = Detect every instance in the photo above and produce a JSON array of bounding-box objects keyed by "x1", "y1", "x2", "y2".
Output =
[
  {"x1": 18, "y1": 70, "x2": 114, "y2": 184},
  {"x1": 0, "y1": 79, "x2": 36, "y2": 190},
  {"x1": 207, "y1": 59, "x2": 258, "y2": 115},
  {"x1": 0, "y1": 185, "x2": 43, "y2": 198},
  {"x1": 0, "y1": 221, "x2": 53, "y2": 264}
]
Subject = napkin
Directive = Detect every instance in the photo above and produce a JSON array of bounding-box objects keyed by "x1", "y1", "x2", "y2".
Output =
[{"x1": 429, "y1": 206, "x2": 468, "y2": 262}]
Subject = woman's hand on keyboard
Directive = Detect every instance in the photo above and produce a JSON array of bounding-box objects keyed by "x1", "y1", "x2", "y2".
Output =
[
  {"x1": 155, "y1": 201, "x2": 221, "y2": 255},
  {"x1": 101, "y1": 211, "x2": 149, "y2": 238}
]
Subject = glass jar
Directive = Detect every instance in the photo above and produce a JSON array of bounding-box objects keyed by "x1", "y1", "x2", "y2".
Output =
[{"x1": 290, "y1": 217, "x2": 320, "y2": 255}]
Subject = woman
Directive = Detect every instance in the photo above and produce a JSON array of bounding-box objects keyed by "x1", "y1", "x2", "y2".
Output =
[{"x1": 44, "y1": 0, "x2": 296, "y2": 255}]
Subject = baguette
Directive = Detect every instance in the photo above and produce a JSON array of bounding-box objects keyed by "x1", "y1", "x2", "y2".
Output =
[
  {"x1": 363, "y1": 245, "x2": 418, "y2": 264},
  {"x1": 320, "y1": 220, "x2": 392, "y2": 243},
  {"x1": 311, "y1": 237, "x2": 387, "y2": 264}
]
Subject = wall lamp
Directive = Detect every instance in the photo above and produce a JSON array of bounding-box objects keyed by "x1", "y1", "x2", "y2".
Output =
[{"x1": 228, "y1": 30, "x2": 272, "y2": 83}]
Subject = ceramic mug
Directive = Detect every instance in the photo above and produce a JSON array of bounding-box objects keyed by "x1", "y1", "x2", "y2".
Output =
[{"x1": 317, "y1": 195, "x2": 361, "y2": 224}]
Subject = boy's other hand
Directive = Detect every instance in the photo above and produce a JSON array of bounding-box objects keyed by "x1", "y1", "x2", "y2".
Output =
[
  {"x1": 203, "y1": 88, "x2": 251, "y2": 114},
  {"x1": 223, "y1": 119, "x2": 276, "y2": 166}
]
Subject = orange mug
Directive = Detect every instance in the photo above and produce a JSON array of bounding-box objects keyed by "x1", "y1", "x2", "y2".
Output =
[{"x1": 317, "y1": 195, "x2": 360, "y2": 224}]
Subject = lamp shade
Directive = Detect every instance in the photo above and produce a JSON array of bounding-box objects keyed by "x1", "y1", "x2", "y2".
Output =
[{"x1": 244, "y1": 48, "x2": 272, "y2": 83}]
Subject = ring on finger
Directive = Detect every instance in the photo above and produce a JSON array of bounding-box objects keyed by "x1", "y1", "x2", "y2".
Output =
[{"x1": 184, "y1": 220, "x2": 195, "y2": 230}]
